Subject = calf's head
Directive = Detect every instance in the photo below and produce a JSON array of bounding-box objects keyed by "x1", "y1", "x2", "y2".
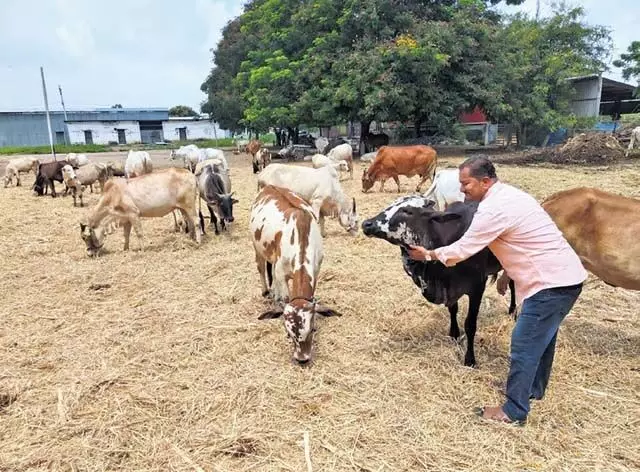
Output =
[
  {"x1": 338, "y1": 197, "x2": 359, "y2": 236},
  {"x1": 214, "y1": 192, "x2": 238, "y2": 224},
  {"x1": 361, "y1": 195, "x2": 442, "y2": 247},
  {"x1": 80, "y1": 223, "x2": 105, "y2": 257},
  {"x1": 258, "y1": 300, "x2": 341, "y2": 365},
  {"x1": 361, "y1": 168, "x2": 375, "y2": 193}
]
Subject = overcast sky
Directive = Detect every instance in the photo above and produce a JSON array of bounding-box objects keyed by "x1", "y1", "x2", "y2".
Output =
[{"x1": 0, "y1": 0, "x2": 636, "y2": 112}]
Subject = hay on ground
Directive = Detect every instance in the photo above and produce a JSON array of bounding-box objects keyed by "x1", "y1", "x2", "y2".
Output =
[{"x1": 0, "y1": 150, "x2": 638, "y2": 471}]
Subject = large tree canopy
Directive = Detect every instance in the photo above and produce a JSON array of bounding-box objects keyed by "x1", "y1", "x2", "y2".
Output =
[{"x1": 200, "y1": 0, "x2": 610, "y2": 144}]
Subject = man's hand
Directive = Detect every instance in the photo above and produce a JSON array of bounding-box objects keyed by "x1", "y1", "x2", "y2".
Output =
[{"x1": 407, "y1": 245, "x2": 434, "y2": 261}]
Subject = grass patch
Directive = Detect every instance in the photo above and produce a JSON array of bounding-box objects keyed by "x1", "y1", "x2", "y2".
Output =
[{"x1": 0, "y1": 144, "x2": 110, "y2": 155}]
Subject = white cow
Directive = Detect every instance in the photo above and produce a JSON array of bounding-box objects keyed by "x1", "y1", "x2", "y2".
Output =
[
  {"x1": 3, "y1": 157, "x2": 38, "y2": 187},
  {"x1": 360, "y1": 151, "x2": 378, "y2": 163},
  {"x1": 327, "y1": 143, "x2": 353, "y2": 179},
  {"x1": 250, "y1": 184, "x2": 341, "y2": 364},
  {"x1": 66, "y1": 153, "x2": 88, "y2": 167},
  {"x1": 257, "y1": 163, "x2": 358, "y2": 236},
  {"x1": 626, "y1": 126, "x2": 640, "y2": 157},
  {"x1": 311, "y1": 154, "x2": 349, "y2": 176},
  {"x1": 200, "y1": 149, "x2": 228, "y2": 170},
  {"x1": 61, "y1": 165, "x2": 84, "y2": 207},
  {"x1": 125, "y1": 150, "x2": 153, "y2": 178},
  {"x1": 422, "y1": 168, "x2": 465, "y2": 211}
]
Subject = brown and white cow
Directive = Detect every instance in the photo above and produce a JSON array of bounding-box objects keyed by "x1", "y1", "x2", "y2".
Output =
[
  {"x1": 80, "y1": 167, "x2": 201, "y2": 256},
  {"x1": 361, "y1": 145, "x2": 438, "y2": 193},
  {"x1": 250, "y1": 185, "x2": 341, "y2": 364},
  {"x1": 497, "y1": 187, "x2": 640, "y2": 298}
]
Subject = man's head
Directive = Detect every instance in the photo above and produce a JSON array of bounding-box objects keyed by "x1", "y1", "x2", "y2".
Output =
[{"x1": 458, "y1": 156, "x2": 498, "y2": 201}]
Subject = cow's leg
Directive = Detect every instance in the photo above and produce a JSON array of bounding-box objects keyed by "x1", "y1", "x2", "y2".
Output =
[
  {"x1": 448, "y1": 303, "x2": 461, "y2": 339},
  {"x1": 509, "y1": 279, "x2": 516, "y2": 316},
  {"x1": 319, "y1": 214, "x2": 327, "y2": 237},
  {"x1": 79, "y1": 191, "x2": 83, "y2": 208},
  {"x1": 72, "y1": 189, "x2": 77, "y2": 207},
  {"x1": 464, "y1": 282, "x2": 486, "y2": 367},
  {"x1": 49, "y1": 179, "x2": 57, "y2": 198},
  {"x1": 90, "y1": 184, "x2": 94, "y2": 194},
  {"x1": 348, "y1": 161, "x2": 353, "y2": 180},
  {"x1": 380, "y1": 179, "x2": 386, "y2": 192},
  {"x1": 627, "y1": 133, "x2": 636, "y2": 157},
  {"x1": 123, "y1": 222, "x2": 132, "y2": 250},
  {"x1": 133, "y1": 219, "x2": 144, "y2": 251},
  {"x1": 393, "y1": 175, "x2": 401, "y2": 192},
  {"x1": 15, "y1": 173, "x2": 20, "y2": 187},
  {"x1": 255, "y1": 253, "x2": 269, "y2": 297},
  {"x1": 172, "y1": 211, "x2": 180, "y2": 232},
  {"x1": 208, "y1": 205, "x2": 220, "y2": 235},
  {"x1": 272, "y1": 260, "x2": 289, "y2": 303},
  {"x1": 415, "y1": 174, "x2": 430, "y2": 192}
]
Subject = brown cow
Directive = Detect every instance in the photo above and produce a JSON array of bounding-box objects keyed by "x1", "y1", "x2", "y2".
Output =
[
  {"x1": 361, "y1": 145, "x2": 437, "y2": 193},
  {"x1": 498, "y1": 187, "x2": 640, "y2": 295},
  {"x1": 246, "y1": 139, "x2": 261, "y2": 156}
]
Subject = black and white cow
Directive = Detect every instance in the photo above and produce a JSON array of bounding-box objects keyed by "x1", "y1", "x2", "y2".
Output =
[
  {"x1": 197, "y1": 164, "x2": 237, "y2": 235},
  {"x1": 361, "y1": 195, "x2": 513, "y2": 367}
]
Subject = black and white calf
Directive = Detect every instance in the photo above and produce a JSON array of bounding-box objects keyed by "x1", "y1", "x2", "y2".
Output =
[
  {"x1": 362, "y1": 195, "x2": 512, "y2": 367},
  {"x1": 197, "y1": 164, "x2": 237, "y2": 235}
]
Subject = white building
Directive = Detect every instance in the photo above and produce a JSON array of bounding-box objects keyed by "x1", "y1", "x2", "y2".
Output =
[{"x1": 162, "y1": 117, "x2": 230, "y2": 142}]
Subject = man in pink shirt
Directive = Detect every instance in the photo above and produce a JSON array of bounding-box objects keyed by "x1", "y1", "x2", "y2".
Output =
[{"x1": 408, "y1": 156, "x2": 587, "y2": 424}]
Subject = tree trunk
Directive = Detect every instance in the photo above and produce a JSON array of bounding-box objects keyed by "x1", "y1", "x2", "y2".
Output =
[
  {"x1": 294, "y1": 126, "x2": 300, "y2": 145},
  {"x1": 505, "y1": 125, "x2": 513, "y2": 149},
  {"x1": 360, "y1": 120, "x2": 371, "y2": 154},
  {"x1": 414, "y1": 118, "x2": 422, "y2": 138}
]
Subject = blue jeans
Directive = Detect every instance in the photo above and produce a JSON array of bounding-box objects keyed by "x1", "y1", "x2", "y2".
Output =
[{"x1": 503, "y1": 283, "x2": 583, "y2": 422}]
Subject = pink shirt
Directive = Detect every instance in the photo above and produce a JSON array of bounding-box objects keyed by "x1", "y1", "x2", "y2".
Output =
[{"x1": 433, "y1": 182, "x2": 587, "y2": 304}]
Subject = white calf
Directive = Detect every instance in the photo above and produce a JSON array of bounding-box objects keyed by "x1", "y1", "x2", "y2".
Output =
[
  {"x1": 626, "y1": 126, "x2": 640, "y2": 157},
  {"x1": 3, "y1": 157, "x2": 38, "y2": 187},
  {"x1": 422, "y1": 168, "x2": 465, "y2": 211},
  {"x1": 61, "y1": 165, "x2": 84, "y2": 207},
  {"x1": 327, "y1": 143, "x2": 353, "y2": 179},
  {"x1": 125, "y1": 150, "x2": 153, "y2": 178}
]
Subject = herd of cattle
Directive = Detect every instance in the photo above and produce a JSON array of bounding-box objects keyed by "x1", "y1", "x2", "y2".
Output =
[{"x1": 2, "y1": 141, "x2": 640, "y2": 365}]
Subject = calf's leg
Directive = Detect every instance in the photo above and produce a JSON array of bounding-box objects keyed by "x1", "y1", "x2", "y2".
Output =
[
  {"x1": 123, "y1": 222, "x2": 132, "y2": 250},
  {"x1": 255, "y1": 252, "x2": 269, "y2": 297},
  {"x1": 448, "y1": 303, "x2": 460, "y2": 339}
]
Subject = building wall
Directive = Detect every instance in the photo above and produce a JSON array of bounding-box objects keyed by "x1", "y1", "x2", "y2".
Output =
[
  {"x1": 162, "y1": 119, "x2": 229, "y2": 141},
  {"x1": 0, "y1": 112, "x2": 67, "y2": 147},
  {"x1": 66, "y1": 121, "x2": 141, "y2": 145},
  {"x1": 569, "y1": 76, "x2": 602, "y2": 117}
]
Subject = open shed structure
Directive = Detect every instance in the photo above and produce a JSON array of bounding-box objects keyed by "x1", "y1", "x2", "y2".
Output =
[{"x1": 567, "y1": 74, "x2": 639, "y2": 118}]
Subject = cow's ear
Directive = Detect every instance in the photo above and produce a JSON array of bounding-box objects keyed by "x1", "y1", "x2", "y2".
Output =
[
  {"x1": 429, "y1": 213, "x2": 461, "y2": 224},
  {"x1": 258, "y1": 308, "x2": 284, "y2": 320},
  {"x1": 315, "y1": 303, "x2": 342, "y2": 317},
  {"x1": 232, "y1": 198, "x2": 239, "y2": 204}
]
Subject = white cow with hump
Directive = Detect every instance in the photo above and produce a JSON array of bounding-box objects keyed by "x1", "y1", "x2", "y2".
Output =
[
  {"x1": 422, "y1": 168, "x2": 465, "y2": 211},
  {"x1": 250, "y1": 184, "x2": 341, "y2": 364},
  {"x1": 257, "y1": 163, "x2": 358, "y2": 236}
]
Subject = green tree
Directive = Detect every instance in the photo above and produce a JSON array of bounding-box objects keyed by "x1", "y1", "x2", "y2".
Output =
[
  {"x1": 613, "y1": 41, "x2": 640, "y2": 90},
  {"x1": 169, "y1": 105, "x2": 198, "y2": 117},
  {"x1": 111, "y1": 104, "x2": 123, "y2": 109}
]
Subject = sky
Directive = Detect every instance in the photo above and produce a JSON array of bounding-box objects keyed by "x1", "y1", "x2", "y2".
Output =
[{"x1": 0, "y1": 0, "x2": 636, "y2": 112}]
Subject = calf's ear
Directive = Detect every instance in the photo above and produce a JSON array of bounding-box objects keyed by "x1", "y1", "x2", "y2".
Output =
[
  {"x1": 315, "y1": 303, "x2": 342, "y2": 317},
  {"x1": 258, "y1": 308, "x2": 284, "y2": 320},
  {"x1": 429, "y1": 212, "x2": 461, "y2": 224}
]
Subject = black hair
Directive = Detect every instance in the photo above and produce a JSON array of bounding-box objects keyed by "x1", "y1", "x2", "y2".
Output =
[{"x1": 459, "y1": 156, "x2": 497, "y2": 180}]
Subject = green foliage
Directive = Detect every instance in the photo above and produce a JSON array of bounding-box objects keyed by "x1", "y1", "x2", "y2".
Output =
[
  {"x1": 613, "y1": 41, "x2": 640, "y2": 93},
  {"x1": 169, "y1": 105, "x2": 198, "y2": 117},
  {"x1": 0, "y1": 144, "x2": 110, "y2": 155},
  {"x1": 111, "y1": 104, "x2": 123, "y2": 109},
  {"x1": 200, "y1": 0, "x2": 611, "y2": 145}
]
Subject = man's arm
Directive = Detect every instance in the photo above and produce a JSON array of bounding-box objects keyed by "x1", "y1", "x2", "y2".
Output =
[{"x1": 408, "y1": 208, "x2": 510, "y2": 266}]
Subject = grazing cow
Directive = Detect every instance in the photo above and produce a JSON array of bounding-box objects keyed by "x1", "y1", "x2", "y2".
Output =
[
  {"x1": 3, "y1": 157, "x2": 38, "y2": 187},
  {"x1": 258, "y1": 163, "x2": 358, "y2": 236},
  {"x1": 498, "y1": 187, "x2": 640, "y2": 292},
  {"x1": 170, "y1": 144, "x2": 199, "y2": 161},
  {"x1": 197, "y1": 164, "x2": 237, "y2": 235},
  {"x1": 234, "y1": 138, "x2": 249, "y2": 154},
  {"x1": 362, "y1": 195, "x2": 509, "y2": 367},
  {"x1": 194, "y1": 157, "x2": 227, "y2": 175},
  {"x1": 125, "y1": 150, "x2": 153, "y2": 178},
  {"x1": 33, "y1": 160, "x2": 70, "y2": 197},
  {"x1": 250, "y1": 185, "x2": 341, "y2": 364},
  {"x1": 311, "y1": 154, "x2": 349, "y2": 176},
  {"x1": 72, "y1": 163, "x2": 110, "y2": 193},
  {"x1": 80, "y1": 168, "x2": 202, "y2": 256},
  {"x1": 364, "y1": 132, "x2": 389, "y2": 152},
  {"x1": 247, "y1": 139, "x2": 261, "y2": 157},
  {"x1": 315, "y1": 137, "x2": 329, "y2": 154},
  {"x1": 323, "y1": 137, "x2": 347, "y2": 155},
  {"x1": 327, "y1": 143, "x2": 354, "y2": 179},
  {"x1": 61, "y1": 165, "x2": 84, "y2": 207},
  {"x1": 362, "y1": 145, "x2": 437, "y2": 193},
  {"x1": 106, "y1": 160, "x2": 125, "y2": 177},
  {"x1": 423, "y1": 168, "x2": 466, "y2": 211},
  {"x1": 626, "y1": 126, "x2": 640, "y2": 157},
  {"x1": 66, "y1": 153, "x2": 88, "y2": 168},
  {"x1": 360, "y1": 151, "x2": 378, "y2": 163}
]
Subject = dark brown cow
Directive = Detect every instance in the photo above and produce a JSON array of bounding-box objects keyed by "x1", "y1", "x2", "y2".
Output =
[
  {"x1": 33, "y1": 160, "x2": 70, "y2": 197},
  {"x1": 364, "y1": 132, "x2": 389, "y2": 152}
]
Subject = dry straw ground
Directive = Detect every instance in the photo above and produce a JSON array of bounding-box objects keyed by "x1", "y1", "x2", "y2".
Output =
[{"x1": 0, "y1": 151, "x2": 639, "y2": 471}]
